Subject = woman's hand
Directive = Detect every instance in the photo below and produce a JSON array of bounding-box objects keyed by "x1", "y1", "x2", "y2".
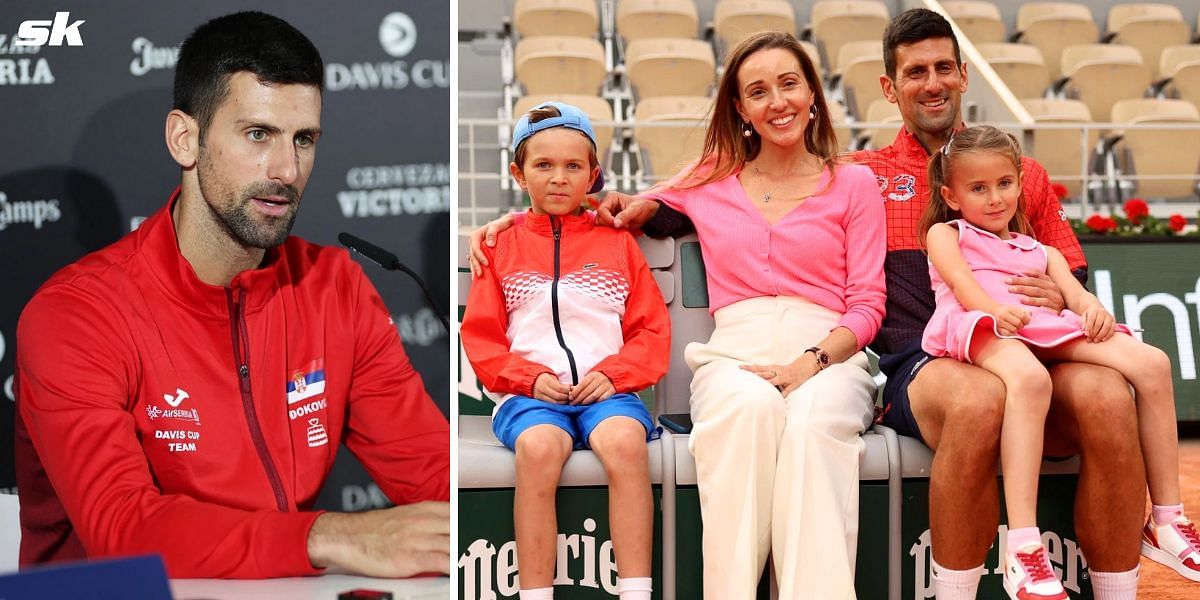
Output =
[
  {"x1": 467, "y1": 213, "x2": 516, "y2": 277},
  {"x1": 595, "y1": 192, "x2": 658, "y2": 230},
  {"x1": 740, "y1": 357, "x2": 820, "y2": 396}
]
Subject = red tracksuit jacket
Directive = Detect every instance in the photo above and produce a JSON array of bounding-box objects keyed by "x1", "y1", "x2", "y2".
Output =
[
  {"x1": 14, "y1": 190, "x2": 450, "y2": 578},
  {"x1": 460, "y1": 211, "x2": 670, "y2": 405}
]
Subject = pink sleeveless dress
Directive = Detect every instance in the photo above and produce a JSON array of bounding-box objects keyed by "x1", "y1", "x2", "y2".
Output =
[{"x1": 921, "y1": 220, "x2": 1130, "y2": 362}]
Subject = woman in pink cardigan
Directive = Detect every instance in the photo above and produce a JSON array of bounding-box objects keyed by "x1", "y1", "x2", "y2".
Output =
[{"x1": 471, "y1": 32, "x2": 885, "y2": 598}]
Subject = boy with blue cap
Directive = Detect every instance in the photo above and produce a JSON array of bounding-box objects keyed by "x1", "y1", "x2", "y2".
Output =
[{"x1": 461, "y1": 102, "x2": 671, "y2": 599}]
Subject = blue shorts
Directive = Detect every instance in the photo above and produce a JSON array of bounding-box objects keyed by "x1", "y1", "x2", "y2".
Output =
[
  {"x1": 878, "y1": 339, "x2": 936, "y2": 445},
  {"x1": 492, "y1": 393, "x2": 658, "y2": 451}
]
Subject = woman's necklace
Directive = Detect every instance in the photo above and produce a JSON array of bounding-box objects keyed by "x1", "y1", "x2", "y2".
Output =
[{"x1": 751, "y1": 160, "x2": 822, "y2": 203}]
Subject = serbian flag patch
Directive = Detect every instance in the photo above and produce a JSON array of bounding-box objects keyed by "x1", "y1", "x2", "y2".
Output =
[{"x1": 287, "y1": 358, "x2": 326, "y2": 405}]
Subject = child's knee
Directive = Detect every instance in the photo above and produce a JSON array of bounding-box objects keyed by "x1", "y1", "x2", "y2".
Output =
[
  {"x1": 591, "y1": 420, "x2": 649, "y2": 466},
  {"x1": 515, "y1": 427, "x2": 572, "y2": 466},
  {"x1": 1006, "y1": 361, "x2": 1052, "y2": 404}
]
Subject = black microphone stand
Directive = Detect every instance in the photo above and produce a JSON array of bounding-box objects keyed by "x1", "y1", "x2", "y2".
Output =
[{"x1": 338, "y1": 232, "x2": 450, "y2": 333}]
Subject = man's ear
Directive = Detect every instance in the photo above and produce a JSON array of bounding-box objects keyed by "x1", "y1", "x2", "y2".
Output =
[
  {"x1": 880, "y1": 74, "x2": 898, "y2": 104},
  {"x1": 165, "y1": 110, "x2": 200, "y2": 169}
]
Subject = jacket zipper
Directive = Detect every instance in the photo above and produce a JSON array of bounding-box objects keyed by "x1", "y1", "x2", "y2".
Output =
[
  {"x1": 550, "y1": 216, "x2": 580, "y2": 385},
  {"x1": 226, "y1": 288, "x2": 289, "y2": 513}
]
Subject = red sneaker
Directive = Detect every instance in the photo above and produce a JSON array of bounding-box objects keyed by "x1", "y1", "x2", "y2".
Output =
[
  {"x1": 1003, "y1": 543, "x2": 1068, "y2": 600},
  {"x1": 1142, "y1": 516, "x2": 1200, "y2": 582}
]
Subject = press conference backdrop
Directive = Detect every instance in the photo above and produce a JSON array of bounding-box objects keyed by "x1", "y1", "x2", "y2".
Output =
[{"x1": 0, "y1": 1, "x2": 450, "y2": 512}]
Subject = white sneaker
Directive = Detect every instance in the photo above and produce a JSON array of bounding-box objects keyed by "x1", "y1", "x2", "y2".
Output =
[
  {"x1": 1142, "y1": 515, "x2": 1200, "y2": 582},
  {"x1": 1003, "y1": 543, "x2": 1068, "y2": 600}
]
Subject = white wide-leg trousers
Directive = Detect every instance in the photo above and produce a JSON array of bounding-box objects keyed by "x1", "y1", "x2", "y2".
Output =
[{"x1": 685, "y1": 296, "x2": 876, "y2": 600}]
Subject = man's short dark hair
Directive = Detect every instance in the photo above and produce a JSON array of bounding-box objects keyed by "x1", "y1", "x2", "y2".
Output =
[
  {"x1": 173, "y1": 11, "x2": 323, "y2": 139},
  {"x1": 883, "y1": 8, "x2": 961, "y2": 79}
]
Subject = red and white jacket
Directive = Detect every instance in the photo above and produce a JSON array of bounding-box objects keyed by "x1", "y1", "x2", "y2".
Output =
[
  {"x1": 461, "y1": 211, "x2": 670, "y2": 406},
  {"x1": 14, "y1": 189, "x2": 450, "y2": 578}
]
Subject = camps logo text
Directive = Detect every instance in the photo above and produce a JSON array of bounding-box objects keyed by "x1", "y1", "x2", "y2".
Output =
[{"x1": 0, "y1": 192, "x2": 62, "y2": 231}]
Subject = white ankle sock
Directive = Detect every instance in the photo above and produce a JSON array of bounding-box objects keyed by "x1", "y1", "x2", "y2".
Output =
[
  {"x1": 1090, "y1": 566, "x2": 1138, "y2": 600},
  {"x1": 617, "y1": 576, "x2": 653, "y2": 600},
  {"x1": 518, "y1": 587, "x2": 554, "y2": 600},
  {"x1": 931, "y1": 557, "x2": 983, "y2": 600}
]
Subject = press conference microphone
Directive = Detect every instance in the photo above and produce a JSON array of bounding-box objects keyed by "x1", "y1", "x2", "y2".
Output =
[{"x1": 338, "y1": 232, "x2": 450, "y2": 333}]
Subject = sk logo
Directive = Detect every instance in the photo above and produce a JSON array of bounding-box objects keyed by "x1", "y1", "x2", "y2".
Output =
[{"x1": 163, "y1": 388, "x2": 189, "y2": 407}]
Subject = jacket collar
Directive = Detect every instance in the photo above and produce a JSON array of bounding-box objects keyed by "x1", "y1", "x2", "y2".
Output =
[
  {"x1": 138, "y1": 187, "x2": 285, "y2": 319},
  {"x1": 520, "y1": 208, "x2": 595, "y2": 237},
  {"x1": 895, "y1": 123, "x2": 968, "y2": 159}
]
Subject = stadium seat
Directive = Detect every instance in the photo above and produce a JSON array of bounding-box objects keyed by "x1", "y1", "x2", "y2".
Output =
[
  {"x1": 1105, "y1": 3, "x2": 1189, "y2": 78},
  {"x1": 514, "y1": 94, "x2": 615, "y2": 166},
  {"x1": 863, "y1": 98, "x2": 903, "y2": 149},
  {"x1": 978, "y1": 43, "x2": 1051, "y2": 100},
  {"x1": 1109, "y1": 98, "x2": 1200, "y2": 198},
  {"x1": 1014, "y1": 2, "x2": 1100, "y2": 80},
  {"x1": 514, "y1": 36, "x2": 607, "y2": 95},
  {"x1": 943, "y1": 1, "x2": 1006, "y2": 44},
  {"x1": 800, "y1": 39, "x2": 826, "y2": 82},
  {"x1": 513, "y1": 0, "x2": 599, "y2": 38},
  {"x1": 826, "y1": 101, "x2": 852, "y2": 152},
  {"x1": 1059, "y1": 43, "x2": 1151, "y2": 123},
  {"x1": 1160, "y1": 45, "x2": 1200, "y2": 109},
  {"x1": 616, "y1": 0, "x2": 700, "y2": 41},
  {"x1": 634, "y1": 96, "x2": 711, "y2": 187},
  {"x1": 712, "y1": 0, "x2": 796, "y2": 54},
  {"x1": 810, "y1": 0, "x2": 890, "y2": 74},
  {"x1": 836, "y1": 40, "x2": 886, "y2": 120},
  {"x1": 1022, "y1": 98, "x2": 1097, "y2": 198},
  {"x1": 626, "y1": 37, "x2": 715, "y2": 98}
]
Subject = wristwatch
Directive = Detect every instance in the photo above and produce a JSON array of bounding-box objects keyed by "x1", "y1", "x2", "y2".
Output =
[{"x1": 804, "y1": 346, "x2": 830, "y2": 370}]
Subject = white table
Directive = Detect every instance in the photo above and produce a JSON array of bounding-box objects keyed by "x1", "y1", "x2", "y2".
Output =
[{"x1": 170, "y1": 574, "x2": 451, "y2": 599}]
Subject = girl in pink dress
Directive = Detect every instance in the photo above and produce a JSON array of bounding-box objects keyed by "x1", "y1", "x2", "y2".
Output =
[{"x1": 918, "y1": 125, "x2": 1198, "y2": 598}]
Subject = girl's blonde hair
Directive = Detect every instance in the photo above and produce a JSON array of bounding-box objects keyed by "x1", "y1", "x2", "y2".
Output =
[
  {"x1": 671, "y1": 31, "x2": 839, "y2": 190},
  {"x1": 918, "y1": 125, "x2": 1033, "y2": 246}
]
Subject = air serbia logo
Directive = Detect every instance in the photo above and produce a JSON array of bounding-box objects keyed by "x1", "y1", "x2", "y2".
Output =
[{"x1": 287, "y1": 359, "x2": 326, "y2": 405}]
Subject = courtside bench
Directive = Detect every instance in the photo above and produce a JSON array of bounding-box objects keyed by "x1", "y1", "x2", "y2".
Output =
[{"x1": 457, "y1": 233, "x2": 1090, "y2": 600}]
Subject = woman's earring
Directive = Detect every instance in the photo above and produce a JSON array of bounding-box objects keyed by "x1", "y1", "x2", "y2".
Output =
[
  {"x1": 742, "y1": 121, "x2": 753, "y2": 138},
  {"x1": 809, "y1": 105, "x2": 818, "y2": 119}
]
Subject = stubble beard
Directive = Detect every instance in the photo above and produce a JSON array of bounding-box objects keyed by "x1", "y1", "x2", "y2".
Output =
[{"x1": 196, "y1": 149, "x2": 301, "y2": 250}]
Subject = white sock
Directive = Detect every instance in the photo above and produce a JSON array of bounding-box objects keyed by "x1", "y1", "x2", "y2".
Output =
[
  {"x1": 617, "y1": 576, "x2": 653, "y2": 600},
  {"x1": 931, "y1": 557, "x2": 983, "y2": 600},
  {"x1": 1090, "y1": 566, "x2": 1139, "y2": 600},
  {"x1": 518, "y1": 587, "x2": 554, "y2": 600}
]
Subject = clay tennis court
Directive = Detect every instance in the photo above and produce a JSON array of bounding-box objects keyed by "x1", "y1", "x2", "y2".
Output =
[{"x1": 1139, "y1": 437, "x2": 1200, "y2": 599}]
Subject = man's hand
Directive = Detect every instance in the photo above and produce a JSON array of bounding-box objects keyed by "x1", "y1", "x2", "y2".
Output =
[
  {"x1": 569, "y1": 371, "x2": 615, "y2": 405},
  {"x1": 1008, "y1": 270, "x2": 1065, "y2": 313},
  {"x1": 307, "y1": 501, "x2": 450, "y2": 577},
  {"x1": 992, "y1": 304, "x2": 1032, "y2": 336},
  {"x1": 467, "y1": 213, "x2": 516, "y2": 277},
  {"x1": 533, "y1": 373, "x2": 570, "y2": 403},
  {"x1": 595, "y1": 192, "x2": 658, "y2": 230}
]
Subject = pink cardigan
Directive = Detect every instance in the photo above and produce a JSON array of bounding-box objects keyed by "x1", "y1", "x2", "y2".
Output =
[{"x1": 645, "y1": 163, "x2": 886, "y2": 348}]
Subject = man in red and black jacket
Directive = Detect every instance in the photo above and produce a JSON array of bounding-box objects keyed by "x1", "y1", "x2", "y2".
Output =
[{"x1": 14, "y1": 12, "x2": 449, "y2": 579}]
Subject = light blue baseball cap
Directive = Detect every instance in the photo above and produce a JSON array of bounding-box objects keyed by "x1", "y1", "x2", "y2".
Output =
[{"x1": 511, "y1": 101, "x2": 605, "y2": 194}]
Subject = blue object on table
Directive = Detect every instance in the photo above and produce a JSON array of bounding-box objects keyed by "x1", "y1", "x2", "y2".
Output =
[{"x1": 0, "y1": 554, "x2": 172, "y2": 599}]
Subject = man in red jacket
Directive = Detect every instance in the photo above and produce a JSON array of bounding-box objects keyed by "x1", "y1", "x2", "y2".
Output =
[{"x1": 14, "y1": 11, "x2": 450, "y2": 579}]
